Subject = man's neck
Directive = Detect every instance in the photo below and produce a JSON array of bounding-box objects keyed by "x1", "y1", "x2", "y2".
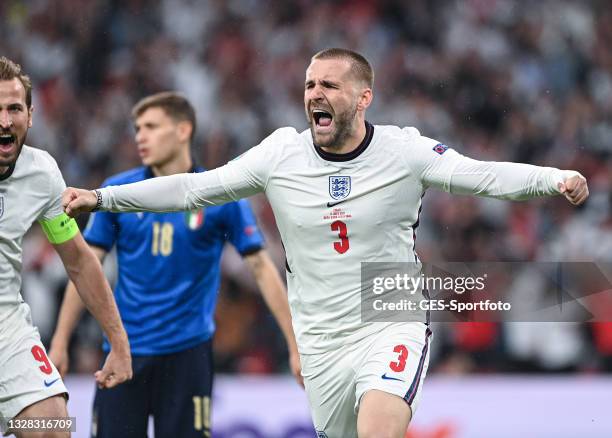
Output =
[
  {"x1": 151, "y1": 155, "x2": 193, "y2": 177},
  {"x1": 320, "y1": 118, "x2": 367, "y2": 155}
]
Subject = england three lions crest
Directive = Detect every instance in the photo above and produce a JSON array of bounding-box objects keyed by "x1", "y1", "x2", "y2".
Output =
[{"x1": 329, "y1": 176, "x2": 351, "y2": 200}]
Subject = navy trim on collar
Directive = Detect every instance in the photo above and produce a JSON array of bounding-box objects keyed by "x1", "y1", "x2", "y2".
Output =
[
  {"x1": 313, "y1": 121, "x2": 374, "y2": 162},
  {"x1": 0, "y1": 163, "x2": 16, "y2": 181}
]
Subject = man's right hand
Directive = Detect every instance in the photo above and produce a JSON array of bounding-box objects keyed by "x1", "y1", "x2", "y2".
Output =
[
  {"x1": 62, "y1": 187, "x2": 98, "y2": 217},
  {"x1": 95, "y1": 344, "x2": 132, "y2": 389}
]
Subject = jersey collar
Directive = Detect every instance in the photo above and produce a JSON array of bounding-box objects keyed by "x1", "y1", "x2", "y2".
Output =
[
  {"x1": 313, "y1": 121, "x2": 374, "y2": 162},
  {"x1": 0, "y1": 163, "x2": 16, "y2": 181}
]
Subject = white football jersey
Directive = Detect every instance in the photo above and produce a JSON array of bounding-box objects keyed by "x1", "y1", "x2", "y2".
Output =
[
  {"x1": 0, "y1": 146, "x2": 66, "y2": 319},
  {"x1": 102, "y1": 123, "x2": 566, "y2": 353}
]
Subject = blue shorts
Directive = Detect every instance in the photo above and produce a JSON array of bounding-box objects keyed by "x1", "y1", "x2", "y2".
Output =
[{"x1": 91, "y1": 339, "x2": 213, "y2": 437}]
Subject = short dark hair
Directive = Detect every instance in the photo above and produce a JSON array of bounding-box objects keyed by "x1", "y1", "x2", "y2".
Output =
[
  {"x1": 312, "y1": 48, "x2": 374, "y2": 89},
  {"x1": 0, "y1": 56, "x2": 33, "y2": 108},
  {"x1": 132, "y1": 92, "x2": 197, "y2": 142}
]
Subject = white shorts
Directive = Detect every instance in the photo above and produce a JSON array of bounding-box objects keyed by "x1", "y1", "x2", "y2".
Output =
[
  {"x1": 0, "y1": 304, "x2": 67, "y2": 433},
  {"x1": 301, "y1": 322, "x2": 432, "y2": 438}
]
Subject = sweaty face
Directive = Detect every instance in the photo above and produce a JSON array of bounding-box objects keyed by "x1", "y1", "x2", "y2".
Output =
[
  {"x1": 0, "y1": 78, "x2": 32, "y2": 172},
  {"x1": 134, "y1": 107, "x2": 183, "y2": 168},
  {"x1": 304, "y1": 58, "x2": 360, "y2": 149}
]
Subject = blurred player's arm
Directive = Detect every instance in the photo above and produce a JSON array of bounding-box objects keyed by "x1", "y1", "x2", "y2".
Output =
[
  {"x1": 407, "y1": 132, "x2": 588, "y2": 205},
  {"x1": 244, "y1": 250, "x2": 303, "y2": 387},
  {"x1": 49, "y1": 245, "x2": 107, "y2": 376},
  {"x1": 53, "y1": 234, "x2": 131, "y2": 388}
]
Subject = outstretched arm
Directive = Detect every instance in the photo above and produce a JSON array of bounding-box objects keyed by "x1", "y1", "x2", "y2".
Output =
[
  {"x1": 244, "y1": 250, "x2": 303, "y2": 387},
  {"x1": 406, "y1": 132, "x2": 588, "y2": 205},
  {"x1": 437, "y1": 156, "x2": 588, "y2": 204},
  {"x1": 53, "y1": 234, "x2": 131, "y2": 388},
  {"x1": 62, "y1": 130, "x2": 286, "y2": 216},
  {"x1": 63, "y1": 164, "x2": 261, "y2": 215}
]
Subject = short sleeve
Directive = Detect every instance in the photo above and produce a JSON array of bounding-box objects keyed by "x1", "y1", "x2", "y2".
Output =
[
  {"x1": 222, "y1": 199, "x2": 265, "y2": 256},
  {"x1": 38, "y1": 153, "x2": 68, "y2": 221},
  {"x1": 82, "y1": 211, "x2": 118, "y2": 251}
]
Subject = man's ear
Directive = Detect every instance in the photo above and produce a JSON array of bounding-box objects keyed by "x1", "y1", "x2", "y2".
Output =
[
  {"x1": 176, "y1": 120, "x2": 193, "y2": 143},
  {"x1": 357, "y1": 88, "x2": 373, "y2": 112},
  {"x1": 28, "y1": 105, "x2": 34, "y2": 128}
]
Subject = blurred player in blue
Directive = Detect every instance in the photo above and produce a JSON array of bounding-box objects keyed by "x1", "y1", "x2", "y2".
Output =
[{"x1": 49, "y1": 92, "x2": 300, "y2": 438}]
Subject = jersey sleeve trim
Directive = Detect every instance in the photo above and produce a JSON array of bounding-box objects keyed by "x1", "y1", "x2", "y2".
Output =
[
  {"x1": 39, "y1": 213, "x2": 79, "y2": 244},
  {"x1": 239, "y1": 245, "x2": 264, "y2": 257}
]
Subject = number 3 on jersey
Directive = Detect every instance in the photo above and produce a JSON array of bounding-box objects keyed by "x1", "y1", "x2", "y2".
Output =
[{"x1": 331, "y1": 220, "x2": 349, "y2": 254}]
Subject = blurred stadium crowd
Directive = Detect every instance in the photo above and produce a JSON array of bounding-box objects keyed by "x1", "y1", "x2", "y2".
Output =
[{"x1": 4, "y1": 0, "x2": 611, "y2": 375}]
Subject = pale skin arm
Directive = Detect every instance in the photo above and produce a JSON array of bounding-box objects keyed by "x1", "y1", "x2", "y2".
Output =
[
  {"x1": 49, "y1": 245, "x2": 107, "y2": 377},
  {"x1": 53, "y1": 234, "x2": 131, "y2": 388},
  {"x1": 244, "y1": 250, "x2": 303, "y2": 387}
]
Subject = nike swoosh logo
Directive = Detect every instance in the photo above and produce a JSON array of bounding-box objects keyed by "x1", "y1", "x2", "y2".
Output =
[
  {"x1": 381, "y1": 373, "x2": 404, "y2": 382},
  {"x1": 327, "y1": 200, "x2": 347, "y2": 207},
  {"x1": 44, "y1": 378, "x2": 60, "y2": 387}
]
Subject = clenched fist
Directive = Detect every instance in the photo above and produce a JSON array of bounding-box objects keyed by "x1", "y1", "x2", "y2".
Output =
[
  {"x1": 62, "y1": 187, "x2": 98, "y2": 217},
  {"x1": 558, "y1": 172, "x2": 589, "y2": 206}
]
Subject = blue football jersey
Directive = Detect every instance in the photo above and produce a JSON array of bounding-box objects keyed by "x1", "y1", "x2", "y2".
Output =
[{"x1": 83, "y1": 167, "x2": 264, "y2": 355}]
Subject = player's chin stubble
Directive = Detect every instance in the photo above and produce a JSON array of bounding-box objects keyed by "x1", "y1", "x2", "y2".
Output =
[{"x1": 310, "y1": 107, "x2": 357, "y2": 151}]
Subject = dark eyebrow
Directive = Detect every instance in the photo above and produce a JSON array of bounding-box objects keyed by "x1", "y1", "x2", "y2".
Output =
[
  {"x1": 8, "y1": 103, "x2": 24, "y2": 110},
  {"x1": 321, "y1": 80, "x2": 338, "y2": 88},
  {"x1": 305, "y1": 79, "x2": 339, "y2": 88},
  {"x1": 135, "y1": 121, "x2": 158, "y2": 130}
]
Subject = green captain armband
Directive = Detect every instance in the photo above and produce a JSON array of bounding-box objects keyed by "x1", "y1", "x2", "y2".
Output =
[{"x1": 39, "y1": 213, "x2": 79, "y2": 244}]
